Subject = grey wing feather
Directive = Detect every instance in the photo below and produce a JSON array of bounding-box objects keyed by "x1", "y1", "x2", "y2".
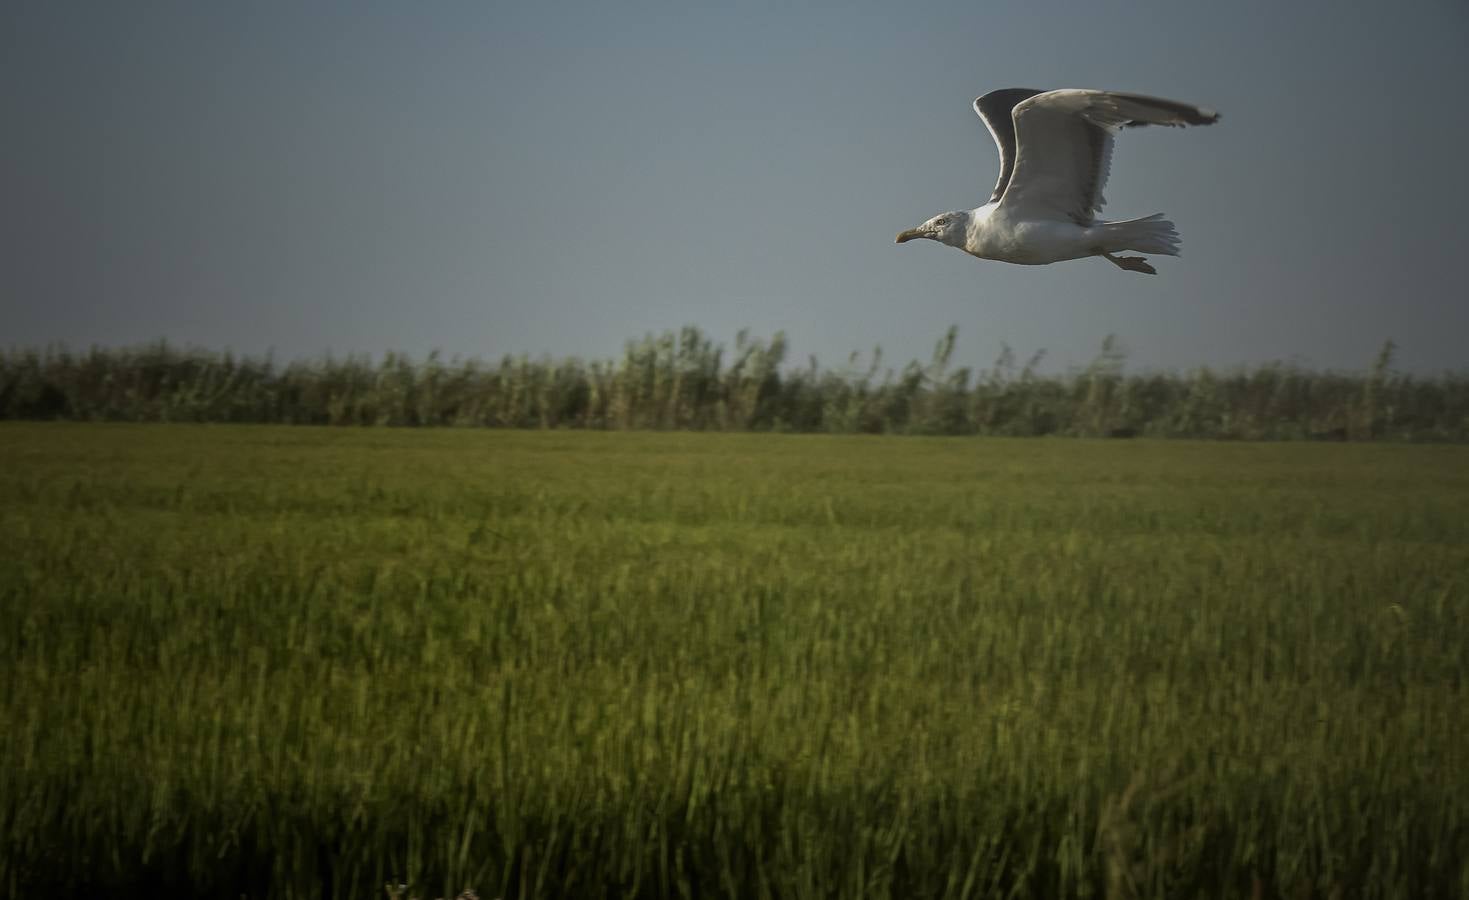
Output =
[
  {"x1": 973, "y1": 88, "x2": 1046, "y2": 203},
  {"x1": 1111, "y1": 92, "x2": 1221, "y2": 127},
  {"x1": 1079, "y1": 122, "x2": 1112, "y2": 223},
  {"x1": 997, "y1": 89, "x2": 1220, "y2": 224}
]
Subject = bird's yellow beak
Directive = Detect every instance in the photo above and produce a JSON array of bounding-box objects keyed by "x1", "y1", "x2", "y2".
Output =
[{"x1": 895, "y1": 228, "x2": 925, "y2": 244}]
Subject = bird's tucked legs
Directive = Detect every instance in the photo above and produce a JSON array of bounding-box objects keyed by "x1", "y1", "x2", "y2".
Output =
[{"x1": 1101, "y1": 252, "x2": 1157, "y2": 275}]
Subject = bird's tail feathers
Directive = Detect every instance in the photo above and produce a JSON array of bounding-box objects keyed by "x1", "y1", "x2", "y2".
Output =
[{"x1": 1096, "y1": 213, "x2": 1181, "y2": 256}]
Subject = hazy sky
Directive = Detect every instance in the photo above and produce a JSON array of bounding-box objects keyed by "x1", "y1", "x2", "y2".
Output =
[{"x1": 3, "y1": 1, "x2": 1467, "y2": 374}]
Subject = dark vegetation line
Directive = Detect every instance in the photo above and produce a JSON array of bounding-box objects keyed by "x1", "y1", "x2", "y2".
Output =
[{"x1": 3, "y1": 327, "x2": 1464, "y2": 440}]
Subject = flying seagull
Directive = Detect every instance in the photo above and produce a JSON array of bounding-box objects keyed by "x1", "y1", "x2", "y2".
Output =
[{"x1": 896, "y1": 88, "x2": 1219, "y2": 274}]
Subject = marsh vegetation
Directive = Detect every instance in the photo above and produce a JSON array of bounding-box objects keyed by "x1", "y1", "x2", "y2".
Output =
[{"x1": 3, "y1": 329, "x2": 1464, "y2": 441}]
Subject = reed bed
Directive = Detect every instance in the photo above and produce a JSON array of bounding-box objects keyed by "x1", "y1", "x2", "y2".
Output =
[
  {"x1": 1, "y1": 424, "x2": 1466, "y2": 898},
  {"x1": 3, "y1": 329, "x2": 1466, "y2": 440}
]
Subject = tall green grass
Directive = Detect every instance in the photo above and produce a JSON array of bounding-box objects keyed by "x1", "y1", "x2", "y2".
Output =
[
  {"x1": 1, "y1": 424, "x2": 1467, "y2": 898},
  {"x1": 3, "y1": 329, "x2": 1466, "y2": 440}
]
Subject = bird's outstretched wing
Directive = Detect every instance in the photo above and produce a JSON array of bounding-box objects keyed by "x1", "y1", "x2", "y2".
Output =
[
  {"x1": 996, "y1": 89, "x2": 1219, "y2": 225},
  {"x1": 973, "y1": 88, "x2": 1045, "y2": 204}
]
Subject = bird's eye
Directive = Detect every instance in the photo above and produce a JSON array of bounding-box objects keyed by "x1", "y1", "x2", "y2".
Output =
[{"x1": 935, "y1": 217, "x2": 949, "y2": 227}]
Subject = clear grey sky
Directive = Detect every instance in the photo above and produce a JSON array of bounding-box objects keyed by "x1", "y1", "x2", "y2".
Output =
[{"x1": 3, "y1": 1, "x2": 1467, "y2": 374}]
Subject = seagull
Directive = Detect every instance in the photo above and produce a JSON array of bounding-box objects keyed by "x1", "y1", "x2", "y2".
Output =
[{"x1": 896, "y1": 88, "x2": 1218, "y2": 274}]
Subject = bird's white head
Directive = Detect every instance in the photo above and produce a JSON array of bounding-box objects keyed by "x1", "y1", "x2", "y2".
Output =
[{"x1": 895, "y1": 210, "x2": 970, "y2": 249}]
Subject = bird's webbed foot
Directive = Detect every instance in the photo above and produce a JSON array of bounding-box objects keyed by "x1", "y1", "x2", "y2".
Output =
[{"x1": 1102, "y1": 252, "x2": 1157, "y2": 275}]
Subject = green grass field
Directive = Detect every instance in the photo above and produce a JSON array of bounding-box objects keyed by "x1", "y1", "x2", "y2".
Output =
[{"x1": 2, "y1": 424, "x2": 1466, "y2": 899}]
